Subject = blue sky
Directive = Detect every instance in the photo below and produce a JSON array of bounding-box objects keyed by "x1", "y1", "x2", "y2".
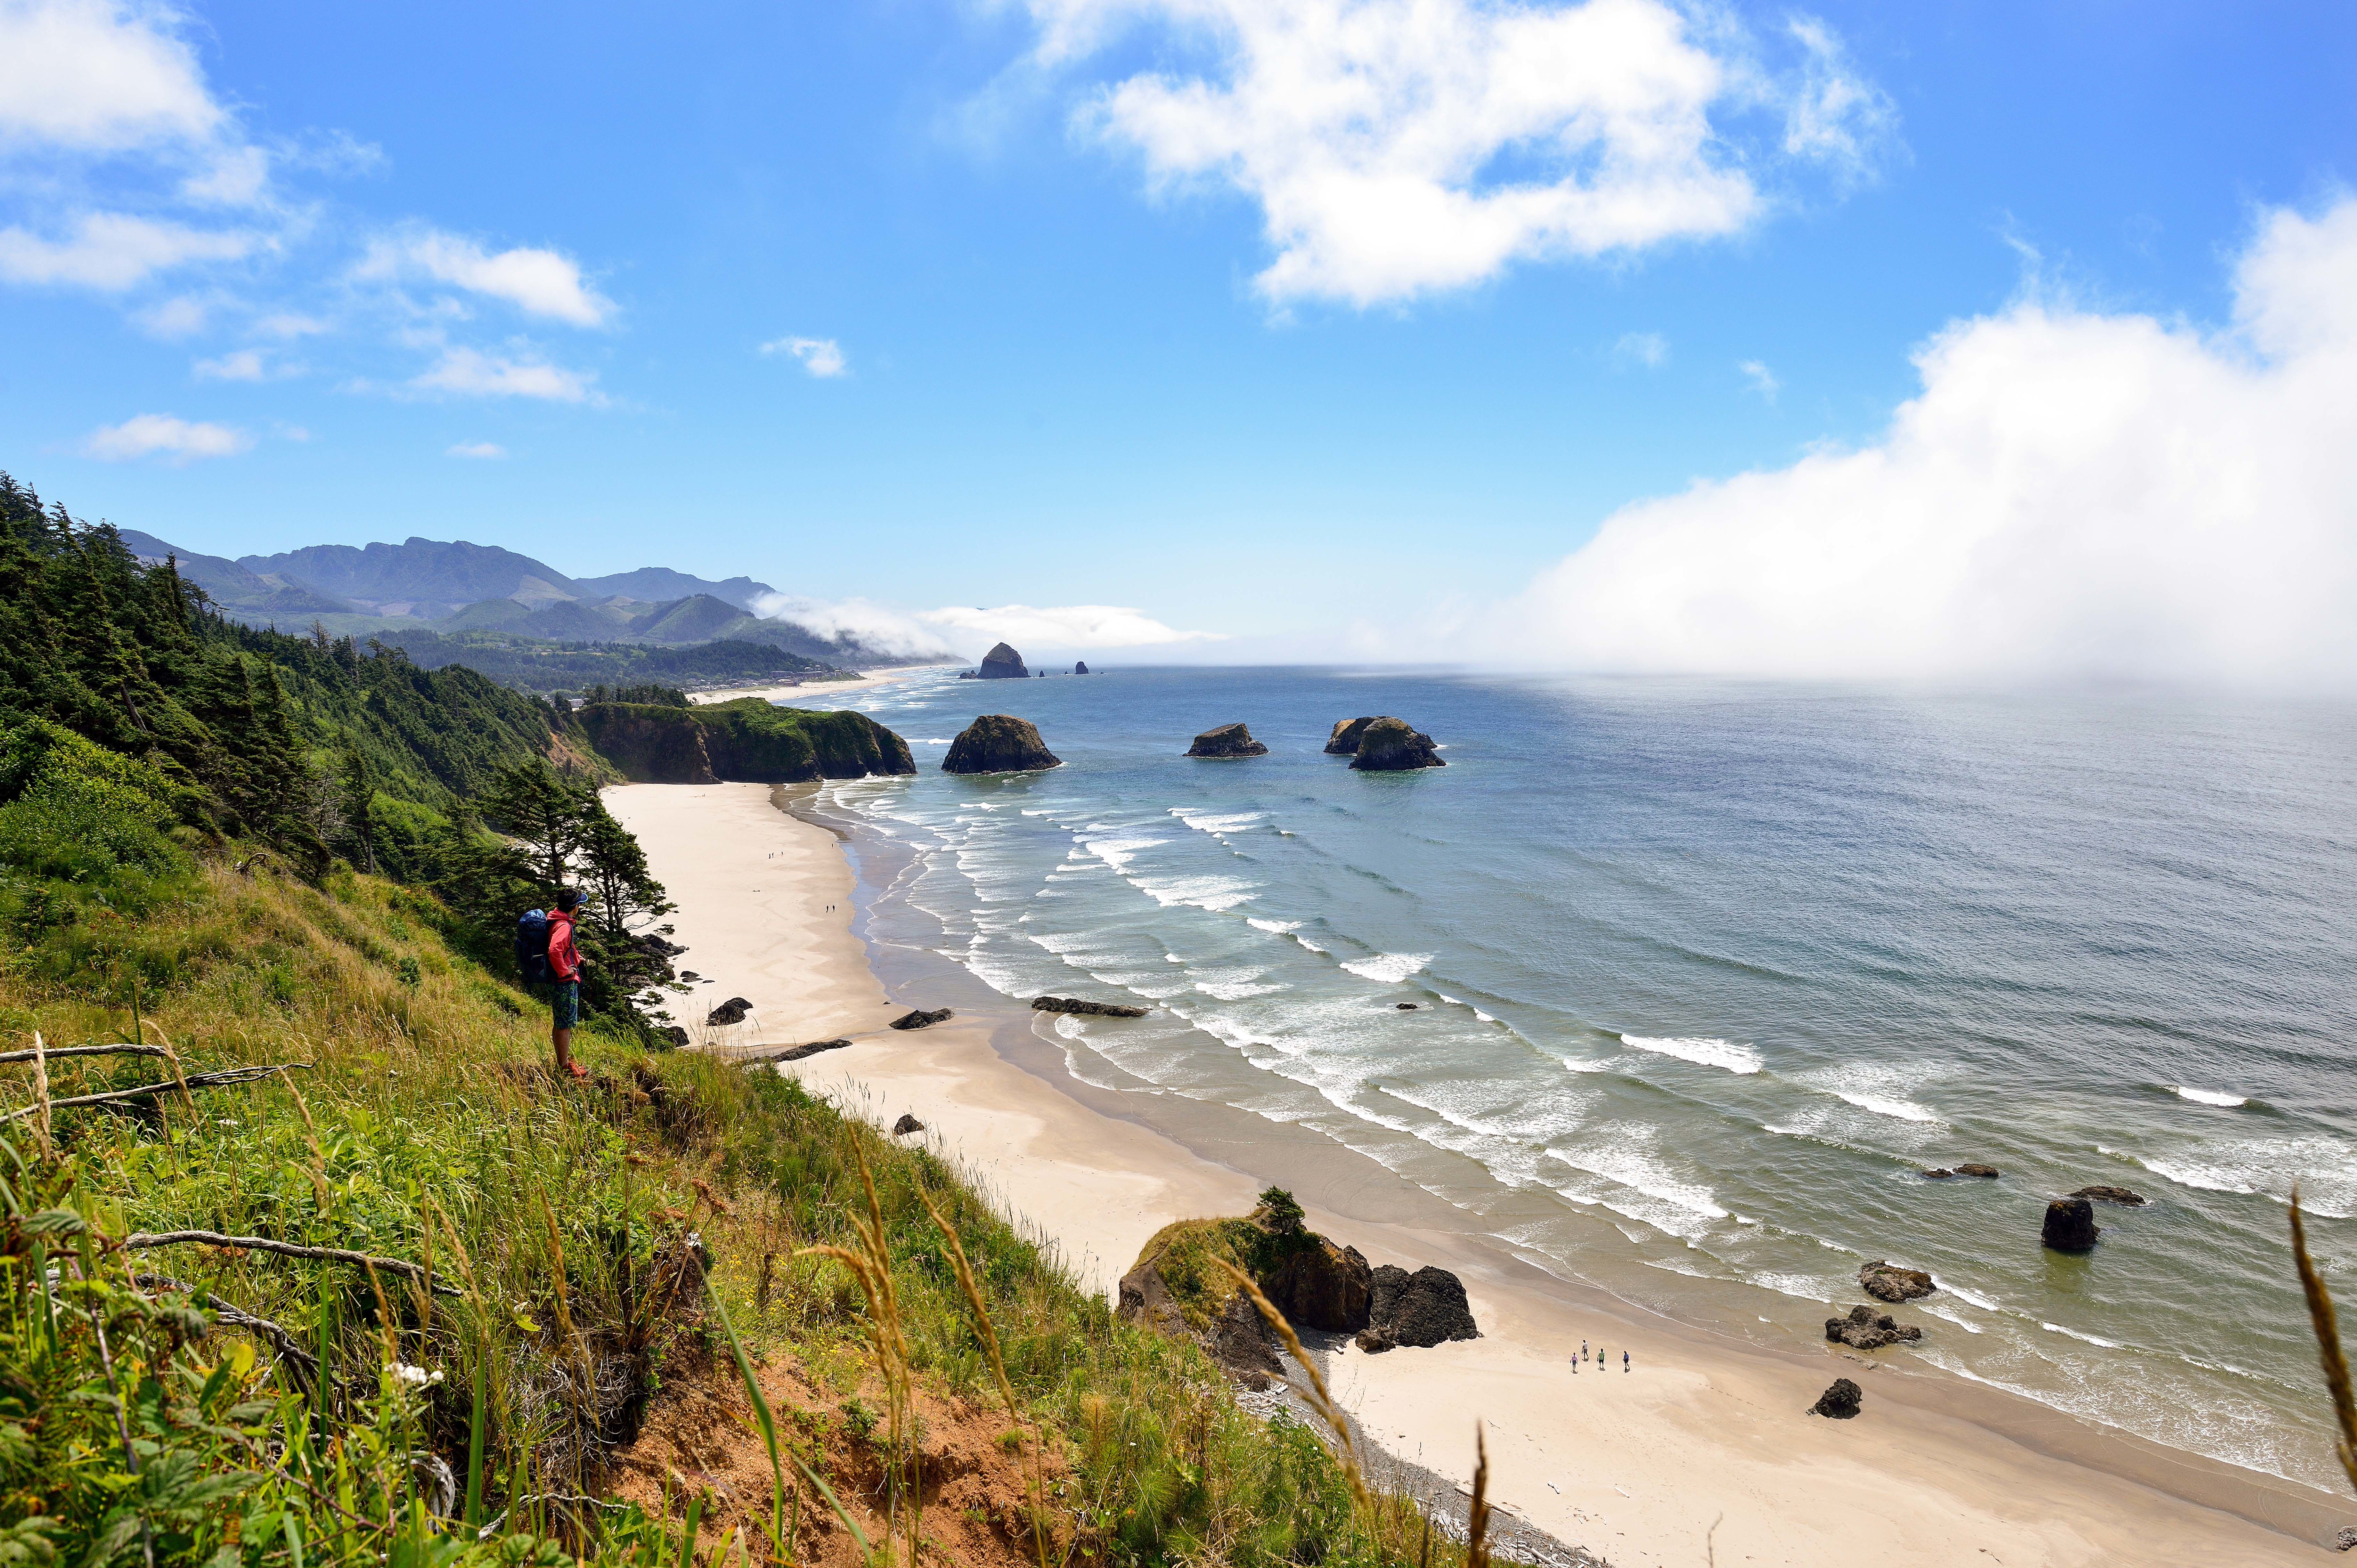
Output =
[{"x1": 4, "y1": 1, "x2": 2354, "y2": 669}]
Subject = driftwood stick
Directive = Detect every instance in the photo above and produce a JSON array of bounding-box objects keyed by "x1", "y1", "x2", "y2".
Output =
[
  {"x1": 2, "y1": 1063, "x2": 307, "y2": 1123},
  {"x1": 0, "y1": 1042, "x2": 172, "y2": 1065},
  {"x1": 130, "y1": 1271, "x2": 320, "y2": 1390},
  {"x1": 120, "y1": 1230, "x2": 459, "y2": 1295}
]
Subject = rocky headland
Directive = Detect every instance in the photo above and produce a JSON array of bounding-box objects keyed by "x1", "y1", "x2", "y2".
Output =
[
  {"x1": 942, "y1": 713, "x2": 1061, "y2": 773},
  {"x1": 1187, "y1": 721, "x2": 1268, "y2": 758},
  {"x1": 579, "y1": 697, "x2": 914, "y2": 783}
]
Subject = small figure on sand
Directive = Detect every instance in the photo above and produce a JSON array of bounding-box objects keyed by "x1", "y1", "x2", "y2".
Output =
[
  {"x1": 1623, "y1": 1351, "x2": 1630, "y2": 1372},
  {"x1": 1582, "y1": 1339, "x2": 1588, "y2": 1362}
]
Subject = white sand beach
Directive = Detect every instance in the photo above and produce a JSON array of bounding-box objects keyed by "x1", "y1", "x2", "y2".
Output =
[{"x1": 605, "y1": 779, "x2": 2347, "y2": 1567}]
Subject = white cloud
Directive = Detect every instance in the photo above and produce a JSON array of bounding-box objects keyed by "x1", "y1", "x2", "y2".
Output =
[
  {"x1": 409, "y1": 345, "x2": 595, "y2": 402},
  {"x1": 446, "y1": 440, "x2": 506, "y2": 459},
  {"x1": 1021, "y1": 0, "x2": 1892, "y2": 306},
  {"x1": 0, "y1": 0, "x2": 223, "y2": 153},
  {"x1": 0, "y1": 211, "x2": 255, "y2": 288},
  {"x1": 194, "y1": 347, "x2": 264, "y2": 379},
  {"x1": 81, "y1": 411, "x2": 251, "y2": 462},
  {"x1": 918, "y1": 603, "x2": 1221, "y2": 651},
  {"x1": 357, "y1": 228, "x2": 613, "y2": 326},
  {"x1": 1738, "y1": 358, "x2": 1778, "y2": 400},
  {"x1": 761, "y1": 335, "x2": 848, "y2": 377},
  {"x1": 749, "y1": 594, "x2": 960, "y2": 660},
  {"x1": 257, "y1": 311, "x2": 327, "y2": 337},
  {"x1": 1501, "y1": 198, "x2": 2357, "y2": 686},
  {"x1": 1614, "y1": 331, "x2": 1668, "y2": 369}
]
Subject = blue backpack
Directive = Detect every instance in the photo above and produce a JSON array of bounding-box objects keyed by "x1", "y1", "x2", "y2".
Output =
[{"x1": 515, "y1": 908, "x2": 552, "y2": 984}]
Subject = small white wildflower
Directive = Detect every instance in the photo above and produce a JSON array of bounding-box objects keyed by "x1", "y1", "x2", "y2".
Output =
[{"x1": 390, "y1": 1362, "x2": 438, "y2": 1388}]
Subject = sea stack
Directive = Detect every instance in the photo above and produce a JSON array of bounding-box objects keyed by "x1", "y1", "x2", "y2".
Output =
[
  {"x1": 1074, "y1": 661, "x2": 1089, "y2": 674},
  {"x1": 1187, "y1": 722, "x2": 1268, "y2": 759},
  {"x1": 2042, "y1": 1197, "x2": 2101, "y2": 1252},
  {"x1": 1349, "y1": 717, "x2": 1445, "y2": 771},
  {"x1": 942, "y1": 714, "x2": 1061, "y2": 774},
  {"x1": 1325, "y1": 717, "x2": 1376, "y2": 754},
  {"x1": 977, "y1": 642, "x2": 1029, "y2": 679}
]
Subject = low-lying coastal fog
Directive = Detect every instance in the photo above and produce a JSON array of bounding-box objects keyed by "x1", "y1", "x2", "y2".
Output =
[{"x1": 784, "y1": 664, "x2": 2357, "y2": 1491}]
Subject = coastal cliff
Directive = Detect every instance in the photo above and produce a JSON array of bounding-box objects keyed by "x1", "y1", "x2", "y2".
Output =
[{"x1": 580, "y1": 697, "x2": 915, "y2": 783}]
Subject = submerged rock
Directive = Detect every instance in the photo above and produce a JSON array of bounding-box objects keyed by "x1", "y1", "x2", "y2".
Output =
[
  {"x1": 705, "y1": 996, "x2": 753, "y2": 1026},
  {"x1": 1368, "y1": 1264, "x2": 1479, "y2": 1346},
  {"x1": 1810, "y1": 1378, "x2": 1864, "y2": 1419},
  {"x1": 889, "y1": 1006, "x2": 953, "y2": 1031},
  {"x1": 1349, "y1": 717, "x2": 1445, "y2": 771},
  {"x1": 1187, "y1": 722, "x2": 1268, "y2": 759},
  {"x1": 1325, "y1": 717, "x2": 1377, "y2": 755},
  {"x1": 1955, "y1": 1163, "x2": 2001, "y2": 1178},
  {"x1": 2042, "y1": 1197, "x2": 2101, "y2": 1251},
  {"x1": 1859, "y1": 1262, "x2": 1936, "y2": 1302},
  {"x1": 1921, "y1": 1168, "x2": 1956, "y2": 1179},
  {"x1": 1032, "y1": 995, "x2": 1148, "y2": 1018},
  {"x1": 1825, "y1": 1304, "x2": 1924, "y2": 1350},
  {"x1": 942, "y1": 714, "x2": 1061, "y2": 774},
  {"x1": 977, "y1": 642, "x2": 1029, "y2": 679},
  {"x1": 2071, "y1": 1185, "x2": 2147, "y2": 1206}
]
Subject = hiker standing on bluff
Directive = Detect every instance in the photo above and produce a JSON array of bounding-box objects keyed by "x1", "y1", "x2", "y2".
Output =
[{"x1": 546, "y1": 889, "x2": 588, "y2": 1079}]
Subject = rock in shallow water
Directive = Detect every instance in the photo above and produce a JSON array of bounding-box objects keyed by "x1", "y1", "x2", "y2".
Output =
[
  {"x1": 2042, "y1": 1197, "x2": 2101, "y2": 1251},
  {"x1": 1032, "y1": 995, "x2": 1148, "y2": 1018},
  {"x1": 1825, "y1": 1304, "x2": 1923, "y2": 1349},
  {"x1": 1187, "y1": 722, "x2": 1268, "y2": 758},
  {"x1": 1349, "y1": 717, "x2": 1446, "y2": 771},
  {"x1": 943, "y1": 714, "x2": 1060, "y2": 774},
  {"x1": 1811, "y1": 1378, "x2": 1864, "y2": 1419},
  {"x1": 889, "y1": 1007, "x2": 952, "y2": 1031},
  {"x1": 1325, "y1": 717, "x2": 1377, "y2": 754},
  {"x1": 1859, "y1": 1261, "x2": 1936, "y2": 1302},
  {"x1": 2071, "y1": 1184, "x2": 2147, "y2": 1205},
  {"x1": 1955, "y1": 1163, "x2": 2001, "y2": 1178}
]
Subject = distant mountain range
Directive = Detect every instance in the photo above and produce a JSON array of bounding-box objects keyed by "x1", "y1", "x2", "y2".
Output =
[{"x1": 115, "y1": 530, "x2": 947, "y2": 670}]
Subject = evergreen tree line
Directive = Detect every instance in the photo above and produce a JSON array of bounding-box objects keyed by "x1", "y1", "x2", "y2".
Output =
[{"x1": 0, "y1": 472, "x2": 682, "y2": 1038}]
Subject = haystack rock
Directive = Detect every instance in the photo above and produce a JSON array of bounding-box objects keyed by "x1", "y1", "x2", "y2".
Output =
[
  {"x1": 942, "y1": 714, "x2": 1060, "y2": 774},
  {"x1": 1187, "y1": 722, "x2": 1268, "y2": 759},
  {"x1": 2042, "y1": 1197, "x2": 2101, "y2": 1251},
  {"x1": 1349, "y1": 717, "x2": 1445, "y2": 771},
  {"x1": 1074, "y1": 661, "x2": 1089, "y2": 674},
  {"x1": 1325, "y1": 717, "x2": 1376, "y2": 754},
  {"x1": 977, "y1": 642, "x2": 1029, "y2": 680}
]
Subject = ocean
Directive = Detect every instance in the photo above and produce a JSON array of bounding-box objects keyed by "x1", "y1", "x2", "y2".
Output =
[{"x1": 783, "y1": 664, "x2": 2357, "y2": 1490}]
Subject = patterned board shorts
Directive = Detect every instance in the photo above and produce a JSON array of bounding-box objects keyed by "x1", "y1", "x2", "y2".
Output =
[{"x1": 546, "y1": 980, "x2": 579, "y2": 1028}]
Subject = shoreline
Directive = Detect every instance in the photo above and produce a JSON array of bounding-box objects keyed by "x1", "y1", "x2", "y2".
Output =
[
  {"x1": 606, "y1": 780, "x2": 2350, "y2": 1566},
  {"x1": 684, "y1": 662, "x2": 959, "y2": 706}
]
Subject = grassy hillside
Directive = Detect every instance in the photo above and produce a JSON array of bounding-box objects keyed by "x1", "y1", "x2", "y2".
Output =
[{"x1": 371, "y1": 631, "x2": 847, "y2": 698}]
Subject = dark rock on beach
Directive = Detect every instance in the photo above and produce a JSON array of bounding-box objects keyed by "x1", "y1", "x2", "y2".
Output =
[
  {"x1": 1825, "y1": 1304, "x2": 1923, "y2": 1350},
  {"x1": 1187, "y1": 722, "x2": 1268, "y2": 758},
  {"x1": 889, "y1": 1007, "x2": 953, "y2": 1031},
  {"x1": 1033, "y1": 995, "x2": 1149, "y2": 1018},
  {"x1": 1369, "y1": 1264, "x2": 1480, "y2": 1347},
  {"x1": 1955, "y1": 1163, "x2": 2001, "y2": 1178},
  {"x1": 774, "y1": 1038, "x2": 850, "y2": 1062},
  {"x1": 1859, "y1": 1262, "x2": 1936, "y2": 1302},
  {"x1": 1355, "y1": 1328, "x2": 1397, "y2": 1353},
  {"x1": 943, "y1": 714, "x2": 1061, "y2": 774},
  {"x1": 1268, "y1": 1239, "x2": 1373, "y2": 1333},
  {"x1": 2071, "y1": 1185, "x2": 2147, "y2": 1206},
  {"x1": 2042, "y1": 1197, "x2": 2101, "y2": 1251},
  {"x1": 1350, "y1": 717, "x2": 1445, "y2": 771},
  {"x1": 892, "y1": 1113, "x2": 926, "y2": 1135},
  {"x1": 651, "y1": 1025, "x2": 689, "y2": 1050},
  {"x1": 2335, "y1": 1525, "x2": 2357, "y2": 1552},
  {"x1": 705, "y1": 996, "x2": 753, "y2": 1026},
  {"x1": 977, "y1": 642, "x2": 1029, "y2": 679},
  {"x1": 1810, "y1": 1378, "x2": 1864, "y2": 1419}
]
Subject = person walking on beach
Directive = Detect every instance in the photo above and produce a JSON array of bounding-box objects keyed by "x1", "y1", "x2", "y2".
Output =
[
  {"x1": 1622, "y1": 1350, "x2": 1630, "y2": 1373},
  {"x1": 547, "y1": 888, "x2": 587, "y2": 1079}
]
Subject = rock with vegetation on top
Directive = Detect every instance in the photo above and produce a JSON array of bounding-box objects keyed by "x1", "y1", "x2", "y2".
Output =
[
  {"x1": 977, "y1": 642, "x2": 1029, "y2": 679},
  {"x1": 1858, "y1": 1262, "x2": 1935, "y2": 1302},
  {"x1": 888, "y1": 1006, "x2": 952, "y2": 1031},
  {"x1": 1032, "y1": 995, "x2": 1148, "y2": 1018},
  {"x1": 1368, "y1": 1264, "x2": 1479, "y2": 1346},
  {"x1": 2042, "y1": 1197, "x2": 2101, "y2": 1251},
  {"x1": 1325, "y1": 717, "x2": 1377, "y2": 755},
  {"x1": 1186, "y1": 722, "x2": 1268, "y2": 759},
  {"x1": 1115, "y1": 1186, "x2": 1380, "y2": 1377},
  {"x1": 942, "y1": 714, "x2": 1060, "y2": 774},
  {"x1": 705, "y1": 996, "x2": 752, "y2": 1026},
  {"x1": 2071, "y1": 1185, "x2": 2147, "y2": 1206},
  {"x1": 1810, "y1": 1378, "x2": 1864, "y2": 1419},
  {"x1": 580, "y1": 698, "x2": 914, "y2": 783},
  {"x1": 1825, "y1": 1304, "x2": 1923, "y2": 1350},
  {"x1": 1349, "y1": 717, "x2": 1445, "y2": 772}
]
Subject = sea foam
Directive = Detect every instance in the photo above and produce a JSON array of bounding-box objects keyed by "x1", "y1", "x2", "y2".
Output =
[
  {"x1": 2170, "y1": 1086, "x2": 2249, "y2": 1108},
  {"x1": 1340, "y1": 952, "x2": 1432, "y2": 984},
  {"x1": 1620, "y1": 1034, "x2": 1762, "y2": 1075}
]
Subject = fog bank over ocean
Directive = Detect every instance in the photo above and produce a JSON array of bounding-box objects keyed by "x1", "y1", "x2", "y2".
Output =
[{"x1": 788, "y1": 664, "x2": 2357, "y2": 1489}]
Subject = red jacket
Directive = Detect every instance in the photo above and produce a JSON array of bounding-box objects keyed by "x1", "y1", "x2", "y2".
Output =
[{"x1": 547, "y1": 910, "x2": 581, "y2": 981}]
